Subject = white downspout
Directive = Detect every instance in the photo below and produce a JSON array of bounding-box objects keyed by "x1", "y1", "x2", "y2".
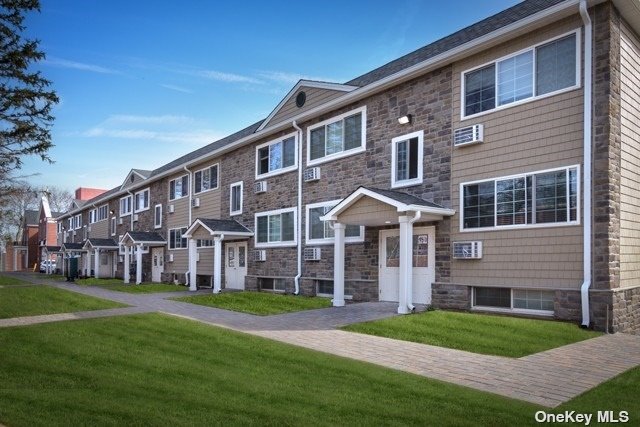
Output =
[
  {"x1": 579, "y1": 0, "x2": 592, "y2": 328},
  {"x1": 292, "y1": 120, "x2": 303, "y2": 295},
  {"x1": 183, "y1": 166, "x2": 193, "y2": 286},
  {"x1": 406, "y1": 211, "x2": 422, "y2": 312}
]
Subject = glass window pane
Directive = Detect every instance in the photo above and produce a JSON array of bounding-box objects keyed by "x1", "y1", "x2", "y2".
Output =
[
  {"x1": 195, "y1": 171, "x2": 202, "y2": 193},
  {"x1": 463, "y1": 181, "x2": 495, "y2": 229},
  {"x1": 413, "y1": 234, "x2": 428, "y2": 267},
  {"x1": 310, "y1": 128, "x2": 325, "y2": 160},
  {"x1": 386, "y1": 236, "x2": 400, "y2": 267},
  {"x1": 268, "y1": 215, "x2": 281, "y2": 242},
  {"x1": 569, "y1": 167, "x2": 578, "y2": 222},
  {"x1": 281, "y1": 212, "x2": 294, "y2": 242},
  {"x1": 269, "y1": 142, "x2": 282, "y2": 171},
  {"x1": 317, "y1": 280, "x2": 333, "y2": 295},
  {"x1": 238, "y1": 246, "x2": 246, "y2": 268},
  {"x1": 258, "y1": 147, "x2": 269, "y2": 174},
  {"x1": 536, "y1": 34, "x2": 576, "y2": 96},
  {"x1": 202, "y1": 169, "x2": 210, "y2": 191},
  {"x1": 344, "y1": 113, "x2": 362, "y2": 150},
  {"x1": 326, "y1": 121, "x2": 343, "y2": 155},
  {"x1": 465, "y1": 64, "x2": 495, "y2": 116},
  {"x1": 535, "y1": 170, "x2": 567, "y2": 223},
  {"x1": 283, "y1": 137, "x2": 296, "y2": 167},
  {"x1": 310, "y1": 207, "x2": 325, "y2": 239},
  {"x1": 474, "y1": 287, "x2": 510, "y2": 308},
  {"x1": 408, "y1": 137, "x2": 419, "y2": 179},
  {"x1": 345, "y1": 224, "x2": 361, "y2": 238},
  {"x1": 498, "y1": 50, "x2": 533, "y2": 106},
  {"x1": 396, "y1": 140, "x2": 408, "y2": 181},
  {"x1": 257, "y1": 216, "x2": 268, "y2": 243}
]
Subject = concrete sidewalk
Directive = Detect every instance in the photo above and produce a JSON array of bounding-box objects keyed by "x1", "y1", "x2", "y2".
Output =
[{"x1": 4, "y1": 272, "x2": 640, "y2": 407}]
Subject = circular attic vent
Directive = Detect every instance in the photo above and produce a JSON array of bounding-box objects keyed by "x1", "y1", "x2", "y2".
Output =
[{"x1": 295, "y1": 91, "x2": 306, "y2": 108}]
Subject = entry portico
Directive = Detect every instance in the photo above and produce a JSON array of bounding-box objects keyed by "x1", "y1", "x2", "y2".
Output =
[
  {"x1": 322, "y1": 187, "x2": 455, "y2": 314},
  {"x1": 120, "y1": 232, "x2": 166, "y2": 284},
  {"x1": 82, "y1": 238, "x2": 118, "y2": 279},
  {"x1": 183, "y1": 218, "x2": 253, "y2": 293}
]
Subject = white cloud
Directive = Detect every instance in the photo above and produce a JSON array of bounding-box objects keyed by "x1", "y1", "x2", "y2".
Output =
[
  {"x1": 83, "y1": 127, "x2": 223, "y2": 146},
  {"x1": 44, "y1": 56, "x2": 119, "y2": 74},
  {"x1": 195, "y1": 69, "x2": 262, "y2": 84},
  {"x1": 105, "y1": 114, "x2": 196, "y2": 125},
  {"x1": 160, "y1": 84, "x2": 193, "y2": 93}
]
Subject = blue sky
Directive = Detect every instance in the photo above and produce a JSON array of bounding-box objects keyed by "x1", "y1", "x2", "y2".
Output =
[{"x1": 21, "y1": 0, "x2": 519, "y2": 193}]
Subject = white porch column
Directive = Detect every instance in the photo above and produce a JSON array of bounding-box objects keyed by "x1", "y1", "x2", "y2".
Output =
[
  {"x1": 188, "y1": 238, "x2": 198, "y2": 291},
  {"x1": 123, "y1": 246, "x2": 130, "y2": 284},
  {"x1": 61, "y1": 254, "x2": 66, "y2": 276},
  {"x1": 94, "y1": 249, "x2": 100, "y2": 279},
  {"x1": 84, "y1": 251, "x2": 90, "y2": 277},
  {"x1": 333, "y1": 222, "x2": 346, "y2": 307},
  {"x1": 397, "y1": 215, "x2": 413, "y2": 314},
  {"x1": 213, "y1": 236, "x2": 223, "y2": 294},
  {"x1": 135, "y1": 244, "x2": 143, "y2": 284}
]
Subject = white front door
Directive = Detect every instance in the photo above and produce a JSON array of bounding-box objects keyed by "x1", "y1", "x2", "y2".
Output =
[
  {"x1": 225, "y1": 242, "x2": 247, "y2": 290},
  {"x1": 379, "y1": 226, "x2": 435, "y2": 304},
  {"x1": 151, "y1": 247, "x2": 164, "y2": 282}
]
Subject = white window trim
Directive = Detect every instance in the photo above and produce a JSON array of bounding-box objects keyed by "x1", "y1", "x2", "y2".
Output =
[
  {"x1": 154, "y1": 204, "x2": 162, "y2": 229},
  {"x1": 74, "y1": 214, "x2": 82, "y2": 230},
  {"x1": 194, "y1": 163, "x2": 220, "y2": 195},
  {"x1": 305, "y1": 200, "x2": 365, "y2": 245},
  {"x1": 168, "y1": 226, "x2": 188, "y2": 251},
  {"x1": 254, "y1": 207, "x2": 297, "y2": 248},
  {"x1": 169, "y1": 174, "x2": 189, "y2": 201},
  {"x1": 254, "y1": 132, "x2": 299, "y2": 179},
  {"x1": 111, "y1": 217, "x2": 116, "y2": 236},
  {"x1": 230, "y1": 181, "x2": 243, "y2": 216},
  {"x1": 459, "y1": 164, "x2": 581, "y2": 232},
  {"x1": 89, "y1": 209, "x2": 97, "y2": 224},
  {"x1": 134, "y1": 188, "x2": 150, "y2": 212},
  {"x1": 460, "y1": 29, "x2": 581, "y2": 121},
  {"x1": 390, "y1": 130, "x2": 424, "y2": 189},
  {"x1": 119, "y1": 195, "x2": 132, "y2": 217},
  {"x1": 471, "y1": 287, "x2": 554, "y2": 317},
  {"x1": 306, "y1": 106, "x2": 367, "y2": 167},
  {"x1": 97, "y1": 204, "x2": 108, "y2": 222}
]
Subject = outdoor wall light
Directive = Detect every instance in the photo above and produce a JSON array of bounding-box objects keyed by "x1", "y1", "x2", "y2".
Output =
[
  {"x1": 397, "y1": 114, "x2": 412, "y2": 125},
  {"x1": 109, "y1": 210, "x2": 114, "y2": 215}
]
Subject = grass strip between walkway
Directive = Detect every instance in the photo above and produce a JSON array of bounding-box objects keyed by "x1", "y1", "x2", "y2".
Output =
[
  {"x1": 76, "y1": 278, "x2": 186, "y2": 294},
  {"x1": 0, "y1": 275, "x2": 33, "y2": 287},
  {"x1": 0, "y1": 285, "x2": 126, "y2": 319},
  {"x1": 174, "y1": 291, "x2": 331, "y2": 315},
  {"x1": 342, "y1": 309, "x2": 601, "y2": 357}
]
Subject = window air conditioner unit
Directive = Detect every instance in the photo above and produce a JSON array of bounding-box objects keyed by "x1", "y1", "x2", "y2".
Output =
[
  {"x1": 133, "y1": 214, "x2": 139, "y2": 222},
  {"x1": 192, "y1": 198, "x2": 200, "y2": 208},
  {"x1": 168, "y1": 253, "x2": 174, "y2": 262},
  {"x1": 254, "y1": 250, "x2": 266, "y2": 262},
  {"x1": 118, "y1": 218, "x2": 123, "y2": 225},
  {"x1": 168, "y1": 204, "x2": 175, "y2": 214},
  {"x1": 304, "y1": 167, "x2": 321, "y2": 182},
  {"x1": 453, "y1": 124, "x2": 483, "y2": 147},
  {"x1": 452, "y1": 241, "x2": 483, "y2": 259},
  {"x1": 254, "y1": 181, "x2": 267, "y2": 194},
  {"x1": 304, "y1": 247, "x2": 321, "y2": 261}
]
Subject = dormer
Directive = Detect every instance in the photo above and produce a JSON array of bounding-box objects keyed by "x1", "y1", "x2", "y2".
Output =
[
  {"x1": 257, "y1": 80, "x2": 358, "y2": 132},
  {"x1": 120, "y1": 169, "x2": 152, "y2": 191}
]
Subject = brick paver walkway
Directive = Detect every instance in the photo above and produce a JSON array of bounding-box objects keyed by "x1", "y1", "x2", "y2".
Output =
[{"x1": 4, "y1": 272, "x2": 640, "y2": 407}]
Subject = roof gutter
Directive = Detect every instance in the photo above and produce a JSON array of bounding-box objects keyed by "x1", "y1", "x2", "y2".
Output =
[
  {"x1": 579, "y1": 0, "x2": 593, "y2": 328},
  {"x1": 58, "y1": 0, "x2": 597, "y2": 218}
]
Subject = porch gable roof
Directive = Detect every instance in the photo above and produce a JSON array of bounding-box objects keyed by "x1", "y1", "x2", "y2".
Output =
[
  {"x1": 121, "y1": 231, "x2": 166, "y2": 246},
  {"x1": 184, "y1": 218, "x2": 253, "y2": 239},
  {"x1": 60, "y1": 242, "x2": 84, "y2": 251},
  {"x1": 83, "y1": 238, "x2": 119, "y2": 250}
]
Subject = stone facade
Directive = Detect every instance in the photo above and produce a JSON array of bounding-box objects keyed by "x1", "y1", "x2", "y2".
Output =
[{"x1": 432, "y1": 283, "x2": 470, "y2": 310}]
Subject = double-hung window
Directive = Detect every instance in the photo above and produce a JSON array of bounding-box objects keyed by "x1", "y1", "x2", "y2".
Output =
[
  {"x1": 169, "y1": 227, "x2": 187, "y2": 250},
  {"x1": 391, "y1": 130, "x2": 424, "y2": 188},
  {"x1": 89, "y1": 209, "x2": 97, "y2": 224},
  {"x1": 135, "y1": 188, "x2": 149, "y2": 212},
  {"x1": 194, "y1": 164, "x2": 219, "y2": 194},
  {"x1": 461, "y1": 166, "x2": 579, "y2": 230},
  {"x1": 255, "y1": 208, "x2": 296, "y2": 247},
  {"x1": 306, "y1": 200, "x2": 364, "y2": 245},
  {"x1": 256, "y1": 134, "x2": 297, "y2": 178},
  {"x1": 307, "y1": 106, "x2": 366, "y2": 165},
  {"x1": 230, "y1": 182, "x2": 243, "y2": 216},
  {"x1": 463, "y1": 32, "x2": 578, "y2": 117},
  {"x1": 97, "y1": 205, "x2": 108, "y2": 221},
  {"x1": 119, "y1": 195, "x2": 132, "y2": 216},
  {"x1": 73, "y1": 214, "x2": 82, "y2": 229},
  {"x1": 110, "y1": 217, "x2": 116, "y2": 236},
  {"x1": 169, "y1": 175, "x2": 189, "y2": 200},
  {"x1": 154, "y1": 204, "x2": 162, "y2": 229}
]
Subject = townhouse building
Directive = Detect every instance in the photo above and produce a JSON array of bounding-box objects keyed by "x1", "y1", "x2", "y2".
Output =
[{"x1": 54, "y1": 0, "x2": 640, "y2": 333}]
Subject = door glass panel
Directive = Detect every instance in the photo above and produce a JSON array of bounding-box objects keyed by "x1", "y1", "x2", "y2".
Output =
[
  {"x1": 385, "y1": 236, "x2": 400, "y2": 267},
  {"x1": 413, "y1": 235, "x2": 428, "y2": 267},
  {"x1": 238, "y1": 246, "x2": 246, "y2": 268},
  {"x1": 159, "y1": 254, "x2": 163, "y2": 266},
  {"x1": 228, "y1": 247, "x2": 235, "y2": 267},
  {"x1": 153, "y1": 255, "x2": 157, "y2": 267}
]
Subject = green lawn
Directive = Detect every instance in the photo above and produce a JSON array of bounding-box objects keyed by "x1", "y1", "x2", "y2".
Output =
[
  {"x1": 0, "y1": 285, "x2": 126, "y2": 319},
  {"x1": 342, "y1": 309, "x2": 601, "y2": 357},
  {"x1": 0, "y1": 313, "x2": 540, "y2": 426},
  {"x1": 76, "y1": 278, "x2": 186, "y2": 294},
  {"x1": 0, "y1": 275, "x2": 33, "y2": 286},
  {"x1": 174, "y1": 291, "x2": 332, "y2": 315}
]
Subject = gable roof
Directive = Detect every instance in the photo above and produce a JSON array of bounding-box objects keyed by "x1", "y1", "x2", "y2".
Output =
[
  {"x1": 61, "y1": 242, "x2": 84, "y2": 251},
  {"x1": 257, "y1": 80, "x2": 358, "y2": 132},
  {"x1": 184, "y1": 218, "x2": 253, "y2": 238},
  {"x1": 346, "y1": 0, "x2": 566, "y2": 87},
  {"x1": 120, "y1": 169, "x2": 152, "y2": 190},
  {"x1": 83, "y1": 238, "x2": 118, "y2": 249},
  {"x1": 121, "y1": 231, "x2": 166, "y2": 245}
]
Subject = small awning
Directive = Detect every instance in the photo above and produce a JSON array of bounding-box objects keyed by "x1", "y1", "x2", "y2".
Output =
[
  {"x1": 184, "y1": 218, "x2": 253, "y2": 240},
  {"x1": 321, "y1": 186, "x2": 455, "y2": 226},
  {"x1": 83, "y1": 238, "x2": 119, "y2": 251},
  {"x1": 120, "y1": 232, "x2": 166, "y2": 247}
]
